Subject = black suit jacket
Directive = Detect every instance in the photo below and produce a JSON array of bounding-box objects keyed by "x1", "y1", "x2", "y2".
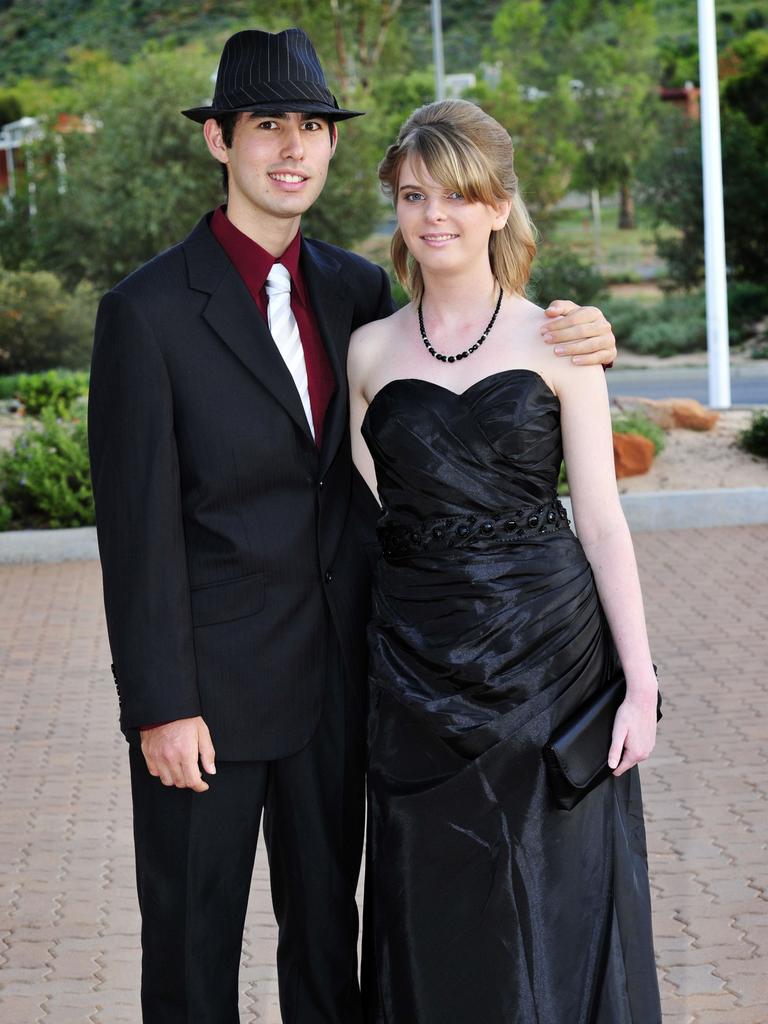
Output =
[{"x1": 88, "y1": 214, "x2": 392, "y2": 760}]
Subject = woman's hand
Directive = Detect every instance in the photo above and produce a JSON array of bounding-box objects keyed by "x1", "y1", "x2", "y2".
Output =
[{"x1": 608, "y1": 692, "x2": 658, "y2": 777}]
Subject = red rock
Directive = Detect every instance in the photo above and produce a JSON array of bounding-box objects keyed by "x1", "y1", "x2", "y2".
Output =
[
  {"x1": 613, "y1": 432, "x2": 655, "y2": 478},
  {"x1": 662, "y1": 398, "x2": 720, "y2": 431},
  {"x1": 612, "y1": 396, "x2": 719, "y2": 431}
]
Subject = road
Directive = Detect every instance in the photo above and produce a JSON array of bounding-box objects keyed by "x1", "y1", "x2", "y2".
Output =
[{"x1": 608, "y1": 363, "x2": 768, "y2": 406}]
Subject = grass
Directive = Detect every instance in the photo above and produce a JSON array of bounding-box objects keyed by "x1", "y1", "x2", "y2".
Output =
[{"x1": 541, "y1": 204, "x2": 677, "y2": 285}]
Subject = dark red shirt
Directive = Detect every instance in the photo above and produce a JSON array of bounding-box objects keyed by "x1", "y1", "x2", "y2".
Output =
[{"x1": 209, "y1": 206, "x2": 336, "y2": 449}]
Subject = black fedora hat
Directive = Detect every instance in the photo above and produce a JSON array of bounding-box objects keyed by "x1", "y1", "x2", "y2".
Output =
[{"x1": 182, "y1": 28, "x2": 363, "y2": 124}]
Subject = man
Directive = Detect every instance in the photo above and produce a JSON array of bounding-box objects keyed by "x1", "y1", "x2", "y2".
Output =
[{"x1": 88, "y1": 27, "x2": 617, "y2": 1024}]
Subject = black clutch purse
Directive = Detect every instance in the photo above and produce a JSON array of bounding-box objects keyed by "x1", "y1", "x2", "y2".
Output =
[{"x1": 543, "y1": 668, "x2": 662, "y2": 811}]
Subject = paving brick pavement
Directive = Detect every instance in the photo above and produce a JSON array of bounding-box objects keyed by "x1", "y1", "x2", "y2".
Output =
[{"x1": 1, "y1": 525, "x2": 766, "y2": 1023}]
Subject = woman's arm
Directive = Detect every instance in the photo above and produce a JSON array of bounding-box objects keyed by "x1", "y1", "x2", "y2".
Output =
[
  {"x1": 554, "y1": 361, "x2": 658, "y2": 777},
  {"x1": 347, "y1": 325, "x2": 381, "y2": 504}
]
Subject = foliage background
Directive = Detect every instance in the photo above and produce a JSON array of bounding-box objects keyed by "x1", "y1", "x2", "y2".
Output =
[
  {"x1": 1, "y1": 1, "x2": 765, "y2": 292},
  {"x1": 0, "y1": 1, "x2": 766, "y2": 528}
]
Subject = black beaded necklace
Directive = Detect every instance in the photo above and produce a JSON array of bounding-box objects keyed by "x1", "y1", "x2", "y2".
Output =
[{"x1": 418, "y1": 287, "x2": 504, "y2": 363}]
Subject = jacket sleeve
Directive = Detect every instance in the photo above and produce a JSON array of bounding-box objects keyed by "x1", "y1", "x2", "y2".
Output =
[
  {"x1": 88, "y1": 289, "x2": 201, "y2": 731},
  {"x1": 373, "y1": 264, "x2": 397, "y2": 321}
]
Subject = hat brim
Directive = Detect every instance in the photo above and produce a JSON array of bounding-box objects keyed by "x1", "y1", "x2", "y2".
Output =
[{"x1": 181, "y1": 102, "x2": 364, "y2": 124}]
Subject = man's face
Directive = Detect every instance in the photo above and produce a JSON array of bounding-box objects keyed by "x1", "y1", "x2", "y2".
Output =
[{"x1": 206, "y1": 111, "x2": 337, "y2": 226}]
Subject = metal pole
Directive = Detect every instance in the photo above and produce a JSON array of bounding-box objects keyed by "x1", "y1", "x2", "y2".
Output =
[
  {"x1": 697, "y1": 0, "x2": 731, "y2": 409},
  {"x1": 431, "y1": 0, "x2": 445, "y2": 101}
]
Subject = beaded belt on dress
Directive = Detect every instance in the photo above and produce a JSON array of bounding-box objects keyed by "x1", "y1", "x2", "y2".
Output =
[{"x1": 378, "y1": 498, "x2": 571, "y2": 560}]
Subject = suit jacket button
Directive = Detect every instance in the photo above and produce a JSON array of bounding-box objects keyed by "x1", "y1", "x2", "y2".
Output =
[
  {"x1": 319, "y1": 479, "x2": 324, "y2": 489},
  {"x1": 324, "y1": 570, "x2": 333, "y2": 584}
]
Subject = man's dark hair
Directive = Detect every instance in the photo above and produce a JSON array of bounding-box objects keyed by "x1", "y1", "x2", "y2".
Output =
[
  {"x1": 214, "y1": 111, "x2": 335, "y2": 195},
  {"x1": 215, "y1": 112, "x2": 240, "y2": 193}
]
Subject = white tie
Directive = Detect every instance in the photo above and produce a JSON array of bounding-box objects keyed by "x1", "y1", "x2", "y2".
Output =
[{"x1": 265, "y1": 263, "x2": 315, "y2": 438}]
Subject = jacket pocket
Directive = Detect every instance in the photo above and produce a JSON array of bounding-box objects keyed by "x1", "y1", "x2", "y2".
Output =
[{"x1": 190, "y1": 572, "x2": 265, "y2": 627}]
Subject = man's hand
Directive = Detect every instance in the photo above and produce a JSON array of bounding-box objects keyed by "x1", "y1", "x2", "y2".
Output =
[
  {"x1": 540, "y1": 299, "x2": 616, "y2": 366},
  {"x1": 140, "y1": 716, "x2": 216, "y2": 792}
]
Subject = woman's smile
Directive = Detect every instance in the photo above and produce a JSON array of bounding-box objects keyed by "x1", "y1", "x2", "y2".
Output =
[{"x1": 420, "y1": 232, "x2": 459, "y2": 246}]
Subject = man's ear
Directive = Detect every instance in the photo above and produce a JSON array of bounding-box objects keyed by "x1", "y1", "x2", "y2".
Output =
[
  {"x1": 329, "y1": 121, "x2": 339, "y2": 158},
  {"x1": 203, "y1": 118, "x2": 229, "y2": 166}
]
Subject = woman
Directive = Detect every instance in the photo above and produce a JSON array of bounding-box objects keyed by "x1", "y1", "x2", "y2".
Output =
[{"x1": 348, "y1": 100, "x2": 661, "y2": 1023}]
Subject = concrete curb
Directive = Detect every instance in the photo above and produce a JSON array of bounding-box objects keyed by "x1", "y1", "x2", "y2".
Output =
[
  {"x1": 0, "y1": 526, "x2": 100, "y2": 564},
  {"x1": 561, "y1": 486, "x2": 768, "y2": 533},
  {"x1": 1, "y1": 488, "x2": 767, "y2": 564}
]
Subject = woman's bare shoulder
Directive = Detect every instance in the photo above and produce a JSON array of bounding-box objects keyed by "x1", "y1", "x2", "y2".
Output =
[
  {"x1": 349, "y1": 305, "x2": 410, "y2": 363},
  {"x1": 348, "y1": 305, "x2": 412, "y2": 396}
]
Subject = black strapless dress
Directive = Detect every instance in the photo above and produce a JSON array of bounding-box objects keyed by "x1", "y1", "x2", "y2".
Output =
[{"x1": 361, "y1": 370, "x2": 660, "y2": 1024}]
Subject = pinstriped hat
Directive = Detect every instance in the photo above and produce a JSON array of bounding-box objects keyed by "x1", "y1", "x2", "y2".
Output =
[{"x1": 181, "y1": 28, "x2": 363, "y2": 123}]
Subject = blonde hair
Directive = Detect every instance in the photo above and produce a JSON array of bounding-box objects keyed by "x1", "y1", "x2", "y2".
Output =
[{"x1": 378, "y1": 99, "x2": 536, "y2": 302}]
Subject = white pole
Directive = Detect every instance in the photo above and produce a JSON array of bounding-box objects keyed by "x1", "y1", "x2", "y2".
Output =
[
  {"x1": 431, "y1": 0, "x2": 445, "y2": 101},
  {"x1": 697, "y1": 0, "x2": 731, "y2": 409}
]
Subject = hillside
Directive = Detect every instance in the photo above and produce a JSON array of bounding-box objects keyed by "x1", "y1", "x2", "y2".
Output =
[{"x1": 1, "y1": 1, "x2": 764, "y2": 95}]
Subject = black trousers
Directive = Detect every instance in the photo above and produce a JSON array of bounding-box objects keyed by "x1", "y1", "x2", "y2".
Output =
[{"x1": 129, "y1": 636, "x2": 366, "y2": 1023}]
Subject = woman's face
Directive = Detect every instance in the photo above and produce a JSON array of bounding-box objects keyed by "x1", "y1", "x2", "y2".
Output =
[{"x1": 395, "y1": 154, "x2": 509, "y2": 278}]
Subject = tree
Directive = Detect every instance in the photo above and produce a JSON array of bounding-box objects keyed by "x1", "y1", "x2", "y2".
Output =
[
  {"x1": 0, "y1": 44, "x2": 223, "y2": 290},
  {"x1": 276, "y1": 0, "x2": 415, "y2": 244},
  {"x1": 472, "y1": 72, "x2": 579, "y2": 225},
  {"x1": 489, "y1": 0, "x2": 660, "y2": 229},
  {"x1": 639, "y1": 87, "x2": 768, "y2": 289},
  {"x1": 476, "y1": 3, "x2": 578, "y2": 223},
  {"x1": 0, "y1": 92, "x2": 22, "y2": 126}
]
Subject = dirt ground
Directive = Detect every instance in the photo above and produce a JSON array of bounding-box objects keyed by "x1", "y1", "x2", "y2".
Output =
[{"x1": 613, "y1": 406, "x2": 768, "y2": 493}]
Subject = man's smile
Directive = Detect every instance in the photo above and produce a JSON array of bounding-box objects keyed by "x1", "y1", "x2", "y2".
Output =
[{"x1": 269, "y1": 170, "x2": 309, "y2": 185}]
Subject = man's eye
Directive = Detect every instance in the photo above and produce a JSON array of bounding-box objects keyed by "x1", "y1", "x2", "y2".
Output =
[
  {"x1": 257, "y1": 120, "x2": 278, "y2": 129},
  {"x1": 302, "y1": 120, "x2": 323, "y2": 131}
]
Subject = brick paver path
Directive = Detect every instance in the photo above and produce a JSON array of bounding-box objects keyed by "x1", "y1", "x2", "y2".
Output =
[{"x1": 1, "y1": 525, "x2": 766, "y2": 1023}]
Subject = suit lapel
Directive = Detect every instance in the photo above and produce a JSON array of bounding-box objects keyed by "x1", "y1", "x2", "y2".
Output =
[
  {"x1": 301, "y1": 240, "x2": 354, "y2": 476},
  {"x1": 184, "y1": 216, "x2": 314, "y2": 443}
]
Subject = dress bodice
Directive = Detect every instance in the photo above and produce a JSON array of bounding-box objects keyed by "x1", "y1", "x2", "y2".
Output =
[{"x1": 362, "y1": 368, "x2": 563, "y2": 521}]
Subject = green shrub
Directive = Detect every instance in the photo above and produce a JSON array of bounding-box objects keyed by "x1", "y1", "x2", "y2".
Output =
[
  {"x1": 627, "y1": 318, "x2": 706, "y2": 356},
  {"x1": 728, "y1": 280, "x2": 768, "y2": 343},
  {"x1": 599, "y1": 297, "x2": 642, "y2": 345},
  {"x1": 528, "y1": 247, "x2": 606, "y2": 308},
  {"x1": 604, "y1": 282, "x2": 768, "y2": 355},
  {"x1": 13, "y1": 369, "x2": 90, "y2": 418},
  {"x1": 0, "y1": 269, "x2": 97, "y2": 374},
  {"x1": 739, "y1": 411, "x2": 768, "y2": 458},
  {"x1": 602, "y1": 292, "x2": 706, "y2": 356},
  {"x1": 0, "y1": 373, "x2": 20, "y2": 400},
  {"x1": 728, "y1": 280, "x2": 768, "y2": 324},
  {"x1": 612, "y1": 412, "x2": 666, "y2": 455},
  {"x1": 0, "y1": 404, "x2": 94, "y2": 529}
]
